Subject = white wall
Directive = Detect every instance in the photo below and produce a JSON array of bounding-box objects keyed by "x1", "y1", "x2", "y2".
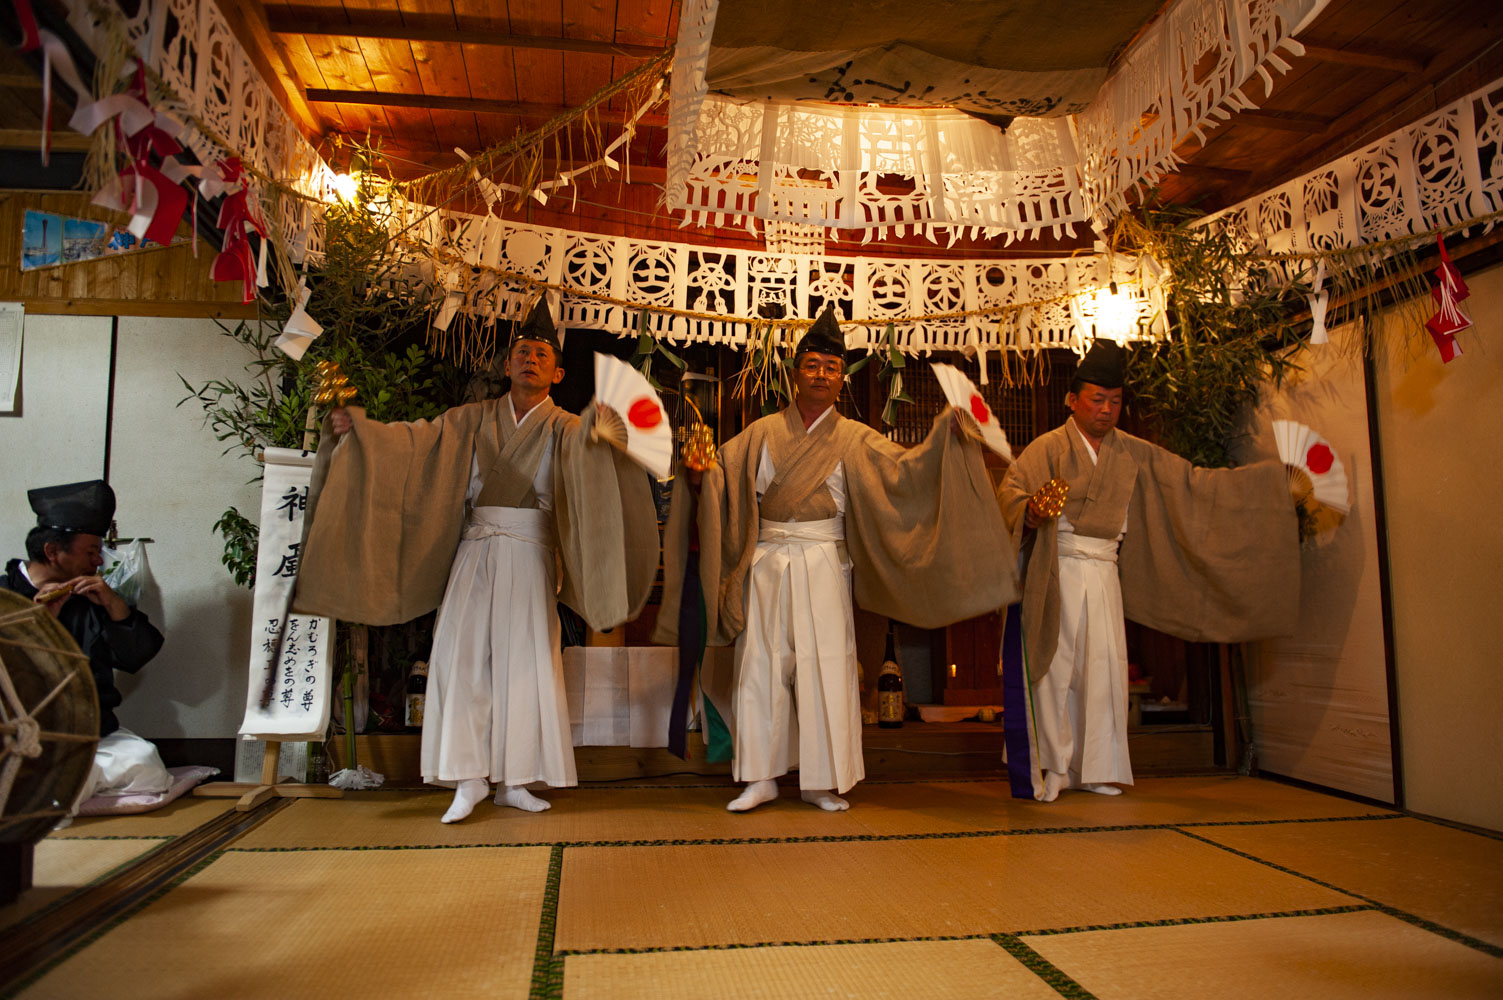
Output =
[
  {"x1": 1, "y1": 312, "x2": 260, "y2": 739},
  {"x1": 0, "y1": 315, "x2": 111, "y2": 513},
  {"x1": 1373, "y1": 262, "x2": 1503, "y2": 831},
  {"x1": 1239, "y1": 322, "x2": 1393, "y2": 803}
]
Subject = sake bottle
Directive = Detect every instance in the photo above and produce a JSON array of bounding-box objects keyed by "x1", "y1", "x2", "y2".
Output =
[
  {"x1": 877, "y1": 624, "x2": 904, "y2": 728},
  {"x1": 405, "y1": 660, "x2": 429, "y2": 729}
]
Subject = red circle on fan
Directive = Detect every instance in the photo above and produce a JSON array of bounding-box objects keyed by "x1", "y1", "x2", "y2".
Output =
[
  {"x1": 969, "y1": 394, "x2": 991, "y2": 423},
  {"x1": 1306, "y1": 443, "x2": 1334, "y2": 475},
  {"x1": 627, "y1": 397, "x2": 662, "y2": 430}
]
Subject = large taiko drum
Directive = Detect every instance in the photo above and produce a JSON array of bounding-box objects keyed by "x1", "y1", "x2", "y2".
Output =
[{"x1": 0, "y1": 589, "x2": 99, "y2": 846}]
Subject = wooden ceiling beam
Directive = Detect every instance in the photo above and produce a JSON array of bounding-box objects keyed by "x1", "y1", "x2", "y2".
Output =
[
  {"x1": 1232, "y1": 110, "x2": 1330, "y2": 134},
  {"x1": 1174, "y1": 161, "x2": 1253, "y2": 181},
  {"x1": 0, "y1": 128, "x2": 91, "y2": 152},
  {"x1": 265, "y1": 7, "x2": 666, "y2": 60},
  {"x1": 306, "y1": 88, "x2": 668, "y2": 127},
  {"x1": 1299, "y1": 42, "x2": 1426, "y2": 75},
  {"x1": 215, "y1": 0, "x2": 326, "y2": 141}
]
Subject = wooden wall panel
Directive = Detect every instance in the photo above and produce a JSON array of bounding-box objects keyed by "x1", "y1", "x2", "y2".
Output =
[{"x1": 0, "y1": 192, "x2": 255, "y2": 317}]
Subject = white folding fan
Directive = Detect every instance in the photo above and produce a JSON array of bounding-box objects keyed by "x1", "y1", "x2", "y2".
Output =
[
  {"x1": 594, "y1": 353, "x2": 673, "y2": 478},
  {"x1": 1272, "y1": 419, "x2": 1350, "y2": 516},
  {"x1": 931, "y1": 363, "x2": 1013, "y2": 461}
]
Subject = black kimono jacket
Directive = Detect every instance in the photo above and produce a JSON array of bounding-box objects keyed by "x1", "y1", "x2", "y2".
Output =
[{"x1": 3, "y1": 559, "x2": 165, "y2": 736}]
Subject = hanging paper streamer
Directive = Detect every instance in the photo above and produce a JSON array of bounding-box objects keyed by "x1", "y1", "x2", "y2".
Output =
[
  {"x1": 275, "y1": 278, "x2": 324, "y2": 360},
  {"x1": 1307, "y1": 259, "x2": 1329, "y2": 346},
  {"x1": 1425, "y1": 236, "x2": 1471, "y2": 364},
  {"x1": 239, "y1": 448, "x2": 335, "y2": 741}
]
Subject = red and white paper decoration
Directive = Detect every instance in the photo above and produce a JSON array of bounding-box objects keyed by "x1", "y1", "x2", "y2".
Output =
[
  {"x1": 593, "y1": 353, "x2": 673, "y2": 478},
  {"x1": 1425, "y1": 236, "x2": 1471, "y2": 364},
  {"x1": 931, "y1": 363, "x2": 1013, "y2": 461}
]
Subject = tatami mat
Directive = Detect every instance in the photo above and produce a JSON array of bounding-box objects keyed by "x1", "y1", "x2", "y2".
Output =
[
  {"x1": 230, "y1": 776, "x2": 1392, "y2": 850},
  {"x1": 562, "y1": 939, "x2": 1061, "y2": 1000},
  {"x1": 0, "y1": 838, "x2": 162, "y2": 930},
  {"x1": 17, "y1": 846, "x2": 552, "y2": 1000},
  {"x1": 846, "y1": 775, "x2": 1390, "y2": 835},
  {"x1": 47, "y1": 796, "x2": 232, "y2": 839},
  {"x1": 1196, "y1": 816, "x2": 1503, "y2": 948},
  {"x1": 554, "y1": 828, "x2": 1353, "y2": 951},
  {"x1": 1024, "y1": 909, "x2": 1503, "y2": 999},
  {"x1": 230, "y1": 786, "x2": 867, "y2": 848}
]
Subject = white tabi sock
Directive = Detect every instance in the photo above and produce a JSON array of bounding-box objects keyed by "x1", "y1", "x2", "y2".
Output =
[
  {"x1": 727, "y1": 779, "x2": 779, "y2": 812},
  {"x1": 1039, "y1": 770, "x2": 1066, "y2": 803},
  {"x1": 441, "y1": 779, "x2": 490, "y2": 824},
  {"x1": 800, "y1": 789, "x2": 849, "y2": 812},
  {"x1": 495, "y1": 785, "x2": 551, "y2": 812},
  {"x1": 1081, "y1": 783, "x2": 1123, "y2": 796}
]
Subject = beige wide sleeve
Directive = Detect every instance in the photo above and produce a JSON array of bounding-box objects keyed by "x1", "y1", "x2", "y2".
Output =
[
  {"x1": 842, "y1": 413, "x2": 1019, "y2": 628},
  {"x1": 296, "y1": 403, "x2": 488, "y2": 625},
  {"x1": 552, "y1": 405, "x2": 657, "y2": 631},
  {"x1": 1118, "y1": 443, "x2": 1301, "y2": 644}
]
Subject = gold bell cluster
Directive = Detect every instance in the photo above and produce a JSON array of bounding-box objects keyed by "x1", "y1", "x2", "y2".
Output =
[
  {"x1": 680, "y1": 397, "x2": 717, "y2": 472},
  {"x1": 1030, "y1": 477, "x2": 1070, "y2": 519},
  {"x1": 313, "y1": 361, "x2": 358, "y2": 407}
]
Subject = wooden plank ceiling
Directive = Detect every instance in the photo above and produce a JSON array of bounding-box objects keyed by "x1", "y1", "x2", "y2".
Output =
[{"x1": 4, "y1": 0, "x2": 1502, "y2": 255}]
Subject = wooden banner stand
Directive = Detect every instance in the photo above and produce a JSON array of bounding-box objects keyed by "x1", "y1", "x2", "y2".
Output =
[
  {"x1": 195, "y1": 740, "x2": 342, "y2": 811},
  {"x1": 196, "y1": 410, "x2": 346, "y2": 812}
]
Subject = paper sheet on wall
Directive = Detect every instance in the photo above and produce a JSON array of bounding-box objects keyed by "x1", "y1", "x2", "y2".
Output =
[
  {"x1": 238, "y1": 447, "x2": 335, "y2": 740},
  {"x1": 0, "y1": 302, "x2": 22, "y2": 413},
  {"x1": 563, "y1": 647, "x2": 680, "y2": 748}
]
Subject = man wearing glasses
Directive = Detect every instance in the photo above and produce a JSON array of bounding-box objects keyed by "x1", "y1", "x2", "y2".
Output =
[{"x1": 658, "y1": 307, "x2": 1017, "y2": 812}]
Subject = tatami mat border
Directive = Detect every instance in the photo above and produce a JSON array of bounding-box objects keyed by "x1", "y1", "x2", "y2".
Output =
[
  {"x1": 992, "y1": 934, "x2": 1096, "y2": 999},
  {"x1": 1173, "y1": 828, "x2": 1503, "y2": 958},
  {"x1": 220, "y1": 811, "x2": 1407, "y2": 854},
  {"x1": 531, "y1": 846, "x2": 565, "y2": 999},
  {"x1": 547, "y1": 906, "x2": 1378, "y2": 961}
]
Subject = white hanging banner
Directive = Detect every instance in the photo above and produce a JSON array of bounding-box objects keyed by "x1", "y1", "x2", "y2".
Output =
[{"x1": 239, "y1": 447, "x2": 334, "y2": 741}]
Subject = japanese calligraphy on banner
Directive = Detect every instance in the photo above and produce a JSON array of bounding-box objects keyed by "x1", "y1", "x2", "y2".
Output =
[{"x1": 239, "y1": 447, "x2": 333, "y2": 741}]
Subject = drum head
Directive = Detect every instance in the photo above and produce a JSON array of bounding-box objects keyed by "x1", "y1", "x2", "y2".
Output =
[{"x1": 0, "y1": 589, "x2": 99, "y2": 845}]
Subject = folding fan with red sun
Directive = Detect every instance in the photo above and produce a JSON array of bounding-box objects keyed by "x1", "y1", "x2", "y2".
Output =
[
  {"x1": 1272, "y1": 419, "x2": 1350, "y2": 517},
  {"x1": 593, "y1": 353, "x2": 673, "y2": 478},
  {"x1": 931, "y1": 363, "x2": 1013, "y2": 461}
]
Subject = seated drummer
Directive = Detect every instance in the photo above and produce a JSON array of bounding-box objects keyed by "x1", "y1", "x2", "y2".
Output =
[{"x1": 2, "y1": 480, "x2": 169, "y2": 803}]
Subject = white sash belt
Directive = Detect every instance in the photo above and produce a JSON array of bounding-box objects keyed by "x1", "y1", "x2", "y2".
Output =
[
  {"x1": 758, "y1": 517, "x2": 844, "y2": 544},
  {"x1": 462, "y1": 506, "x2": 552, "y2": 547},
  {"x1": 1058, "y1": 531, "x2": 1120, "y2": 564}
]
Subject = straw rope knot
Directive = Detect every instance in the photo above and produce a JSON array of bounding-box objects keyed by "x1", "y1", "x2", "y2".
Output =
[{"x1": 3, "y1": 714, "x2": 44, "y2": 759}]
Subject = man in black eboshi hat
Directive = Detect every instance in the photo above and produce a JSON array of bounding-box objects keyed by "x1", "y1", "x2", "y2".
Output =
[
  {"x1": 3, "y1": 480, "x2": 164, "y2": 739},
  {"x1": 302, "y1": 294, "x2": 660, "y2": 824},
  {"x1": 3, "y1": 480, "x2": 172, "y2": 812},
  {"x1": 652, "y1": 304, "x2": 1019, "y2": 814},
  {"x1": 999, "y1": 338, "x2": 1300, "y2": 804}
]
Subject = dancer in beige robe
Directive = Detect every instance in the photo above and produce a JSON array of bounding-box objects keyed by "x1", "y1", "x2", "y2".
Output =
[
  {"x1": 656, "y1": 308, "x2": 1018, "y2": 811},
  {"x1": 296, "y1": 301, "x2": 656, "y2": 822},
  {"x1": 998, "y1": 340, "x2": 1299, "y2": 802}
]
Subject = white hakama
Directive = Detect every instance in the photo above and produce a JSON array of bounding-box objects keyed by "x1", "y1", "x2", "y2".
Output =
[
  {"x1": 732, "y1": 517, "x2": 864, "y2": 794},
  {"x1": 420, "y1": 505, "x2": 576, "y2": 788},
  {"x1": 1032, "y1": 515, "x2": 1133, "y2": 787}
]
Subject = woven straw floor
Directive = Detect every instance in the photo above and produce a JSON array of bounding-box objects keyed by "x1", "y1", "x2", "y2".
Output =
[{"x1": 5, "y1": 776, "x2": 1500, "y2": 999}]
